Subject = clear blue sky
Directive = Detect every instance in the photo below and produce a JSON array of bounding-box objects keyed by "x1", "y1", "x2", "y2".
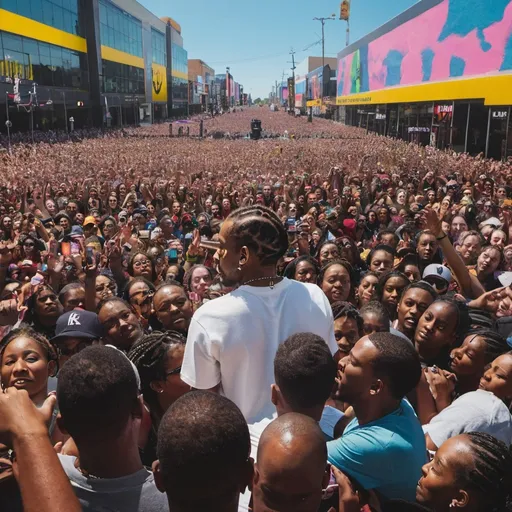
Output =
[{"x1": 140, "y1": 0, "x2": 419, "y2": 99}]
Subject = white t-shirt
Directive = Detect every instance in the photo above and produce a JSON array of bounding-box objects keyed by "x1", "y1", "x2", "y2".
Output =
[
  {"x1": 181, "y1": 278, "x2": 336, "y2": 423},
  {"x1": 423, "y1": 389, "x2": 512, "y2": 448}
]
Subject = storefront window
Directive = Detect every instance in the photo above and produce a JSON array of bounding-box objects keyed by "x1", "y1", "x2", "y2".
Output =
[
  {"x1": 0, "y1": 30, "x2": 88, "y2": 89},
  {"x1": 102, "y1": 59, "x2": 144, "y2": 94},
  {"x1": 466, "y1": 102, "x2": 488, "y2": 156},
  {"x1": 488, "y1": 107, "x2": 509, "y2": 161}
]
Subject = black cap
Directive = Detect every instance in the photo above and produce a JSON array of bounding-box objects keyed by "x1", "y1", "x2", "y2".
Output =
[{"x1": 52, "y1": 310, "x2": 104, "y2": 343}]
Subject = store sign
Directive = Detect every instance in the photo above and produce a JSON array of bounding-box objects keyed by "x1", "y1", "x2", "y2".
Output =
[
  {"x1": 375, "y1": 113, "x2": 386, "y2": 120},
  {"x1": 434, "y1": 104, "x2": 453, "y2": 115},
  {"x1": 492, "y1": 110, "x2": 508, "y2": 119},
  {"x1": 408, "y1": 127, "x2": 430, "y2": 133}
]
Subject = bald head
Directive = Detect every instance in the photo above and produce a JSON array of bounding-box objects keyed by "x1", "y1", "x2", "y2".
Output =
[{"x1": 253, "y1": 413, "x2": 327, "y2": 512}]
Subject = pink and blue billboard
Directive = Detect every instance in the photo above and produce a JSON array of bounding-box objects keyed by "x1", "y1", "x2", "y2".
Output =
[{"x1": 337, "y1": 0, "x2": 512, "y2": 105}]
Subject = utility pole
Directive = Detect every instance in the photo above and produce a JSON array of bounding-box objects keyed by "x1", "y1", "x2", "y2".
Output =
[
  {"x1": 313, "y1": 15, "x2": 336, "y2": 69},
  {"x1": 288, "y1": 49, "x2": 296, "y2": 113}
]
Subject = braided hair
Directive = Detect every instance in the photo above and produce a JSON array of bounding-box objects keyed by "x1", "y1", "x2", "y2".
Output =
[
  {"x1": 0, "y1": 326, "x2": 59, "y2": 377},
  {"x1": 434, "y1": 297, "x2": 471, "y2": 348},
  {"x1": 127, "y1": 331, "x2": 186, "y2": 413},
  {"x1": 226, "y1": 205, "x2": 288, "y2": 265},
  {"x1": 458, "y1": 432, "x2": 512, "y2": 512},
  {"x1": 465, "y1": 329, "x2": 509, "y2": 365}
]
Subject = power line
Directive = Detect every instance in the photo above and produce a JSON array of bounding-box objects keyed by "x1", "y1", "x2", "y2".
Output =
[{"x1": 205, "y1": 39, "x2": 322, "y2": 66}]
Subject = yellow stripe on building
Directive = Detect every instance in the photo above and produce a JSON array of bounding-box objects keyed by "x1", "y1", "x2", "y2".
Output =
[
  {"x1": 171, "y1": 70, "x2": 188, "y2": 80},
  {"x1": 101, "y1": 46, "x2": 144, "y2": 69},
  {"x1": 336, "y1": 73, "x2": 512, "y2": 107},
  {"x1": 0, "y1": 9, "x2": 87, "y2": 52}
]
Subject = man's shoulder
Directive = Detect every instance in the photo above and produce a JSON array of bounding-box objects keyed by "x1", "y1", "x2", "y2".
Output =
[{"x1": 286, "y1": 280, "x2": 330, "y2": 304}]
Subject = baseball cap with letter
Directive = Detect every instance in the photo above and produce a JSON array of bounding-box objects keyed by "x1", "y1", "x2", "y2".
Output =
[{"x1": 52, "y1": 310, "x2": 104, "y2": 343}]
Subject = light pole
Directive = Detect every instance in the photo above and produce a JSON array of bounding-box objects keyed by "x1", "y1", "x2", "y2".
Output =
[
  {"x1": 313, "y1": 14, "x2": 336, "y2": 70},
  {"x1": 62, "y1": 91, "x2": 68, "y2": 138}
]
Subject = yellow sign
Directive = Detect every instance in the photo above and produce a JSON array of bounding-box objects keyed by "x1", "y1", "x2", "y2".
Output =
[
  {"x1": 152, "y1": 63, "x2": 167, "y2": 102},
  {"x1": 306, "y1": 99, "x2": 322, "y2": 107},
  {"x1": 340, "y1": 0, "x2": 350, "y2": 21},
  {"x1": 336, "y1": 74, "x2": 512, "y2": 107}
]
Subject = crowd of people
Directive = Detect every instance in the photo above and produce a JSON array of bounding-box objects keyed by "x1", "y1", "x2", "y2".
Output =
[{"x1": 1, "y1": 108, "x2": 512, "y2": 512}]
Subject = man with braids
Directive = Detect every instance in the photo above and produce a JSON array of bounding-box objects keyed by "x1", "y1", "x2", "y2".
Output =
[
  {"x1": 181, "y1": 205, "x2": 336, "y2": 423},
  {"x1": 128, "y1": 331, "x2": 190, "y2": 466}
]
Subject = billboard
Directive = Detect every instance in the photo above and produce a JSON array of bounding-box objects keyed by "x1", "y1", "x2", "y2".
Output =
[
  {"x1": 336, "y1": 0, "x2": 512, "y2": 106},
  {"x1": 340, "y1": 0, "x2": 350, "y2": 21},
  {"x1": 307, "y1": 67, "x2": 323, "y2": 101},
  {"x1": 295, "y1": 78, "x2": 306, "y2": 108},
  {"x1": 152, "y1": 63, "x2": 167, "y2": 102}
]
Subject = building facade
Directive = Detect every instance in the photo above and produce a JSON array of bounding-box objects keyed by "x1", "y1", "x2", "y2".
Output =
[
  {"x1": 213, "y1": 70, "x2": 244, "y2": 111},
  {"x1": 188, "y1": 59, "x2": 215, "y2": 112},
  {"x1": 0, "y1": 0, "x2": 188, "y2": 132},
  {"x1": 294, "y1": 56, "x2": 336, "y2": 113},
  {"x1": 335, "y1": 0, "x2": 512, "y2": 160}
]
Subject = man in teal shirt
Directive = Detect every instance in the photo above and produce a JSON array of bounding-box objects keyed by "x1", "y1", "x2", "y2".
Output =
[{"x1": 327, "y1": 332, "x2": 426, "y2": 502}]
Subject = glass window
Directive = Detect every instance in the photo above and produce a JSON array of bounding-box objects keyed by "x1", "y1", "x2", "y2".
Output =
[
  {"x1": 18, "y1": 0, "x2": 31, "y2": 18},
  {"x1": 52, "y1": 4, "x2": 64, "y2": 31},
  {"x1": 2, "y1": 33, "x2": 23, "y2": 52},
  {"x1": 2, "y1": 0, "x2": 18, "y2": 14},
  {"x1": 62, "y1": 9, "x2": 72, "y2": 33},
  {"x1": 42, "y1": 0, "x2": 53, "y2": 26}
]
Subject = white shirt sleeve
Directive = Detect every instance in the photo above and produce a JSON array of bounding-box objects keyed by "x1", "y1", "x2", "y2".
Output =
[
  {"x1": 422, "y1": 393, "x2": 493, "y2": 448},
  {"x1": 181, "y1": 316, "x2": 221, "y2": 389},
  {"x1": 322, "y1": 292, "x2": 338, "y2": 355}
]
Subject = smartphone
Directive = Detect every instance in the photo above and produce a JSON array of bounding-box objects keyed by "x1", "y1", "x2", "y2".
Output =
[
  {"x1": 86, "y1": 247, "x2": 94, "y2": 265},
  {"x1": 287, "y1": 217, "x2": 297, "y2": 233},
  {"x1": 70, "y1": 242, "x2": 80, "y2": 255},
  {"x1": 61, "y1": 241, "x2": 71, "y2": 257},
  {"x1": 167, "y1": 248, "x2": 178, "y2": 262}
]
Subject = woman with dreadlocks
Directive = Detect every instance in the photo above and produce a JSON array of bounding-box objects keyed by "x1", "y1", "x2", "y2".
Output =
[
  {"x1": 416, "y1": 432, "x2": 512, "y2": 511},
  {"x1": 128, "y1": 330, "x2": 190, "y2": 466}
]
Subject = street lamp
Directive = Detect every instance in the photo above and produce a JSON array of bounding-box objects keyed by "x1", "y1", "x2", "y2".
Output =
[{"x1": 5, "y1": 120, "x2": 12, "y2": 153}]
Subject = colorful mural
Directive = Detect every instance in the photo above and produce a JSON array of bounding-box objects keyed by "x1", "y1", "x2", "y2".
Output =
[{"x1": 337, "y1": 0, "x2": 512, "y2": 105}]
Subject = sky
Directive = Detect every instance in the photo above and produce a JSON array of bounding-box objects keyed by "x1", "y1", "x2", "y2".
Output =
[{"x1": 139, "y1": 0, "x2": 419, "y2": 99}]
